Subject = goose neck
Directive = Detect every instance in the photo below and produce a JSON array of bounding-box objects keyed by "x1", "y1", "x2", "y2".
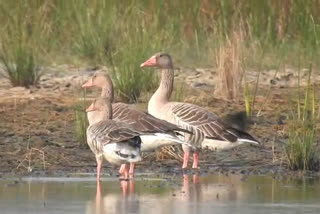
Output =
[
  {"x1": 101, "y1": 86, "x2": 114, "y2": 102},
  {"x1": 87, "y1": 101, "x2": 113, "y2": 125},
  {"x1": 154, "y1": 68, "x2": 174, "y2": 103}
]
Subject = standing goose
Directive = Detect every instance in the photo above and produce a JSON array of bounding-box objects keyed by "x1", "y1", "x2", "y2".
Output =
[
  {"x1": 83, "y1": 72, "x2": 192, "y2": 176},
  {"x1": 141, "y1": 52, "x2": 259, "y2": 169},
  {"x1": 86, "y1": 97, "x2": 142, "y2": 181}
]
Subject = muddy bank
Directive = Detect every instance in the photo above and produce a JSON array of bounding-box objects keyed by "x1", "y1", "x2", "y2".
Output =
[{"x1": 0, "y1": 65, "x2": 316, "y2": 177}]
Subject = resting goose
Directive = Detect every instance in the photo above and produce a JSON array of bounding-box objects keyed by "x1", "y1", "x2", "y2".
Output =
[
  {"x1": 83, "y1": 72, "x2": 192, "y2": 176},
  {"x1": 141, "y1": 52, "x2": 259, "y2": 169}
]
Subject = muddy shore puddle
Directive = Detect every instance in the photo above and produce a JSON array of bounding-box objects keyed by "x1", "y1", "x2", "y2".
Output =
[{"x1": 1, "y1": 174, "x2": 320, "y2": 214}]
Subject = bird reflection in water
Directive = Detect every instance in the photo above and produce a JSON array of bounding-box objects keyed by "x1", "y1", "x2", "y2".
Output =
[
  {"x1": 94, "y1": 179, "x2": 137, "y2": 214},
  {"x1": 180, "y1": 173, "x2": 202, "y2": 213},
  {"x1": 92, "y1": 174, "x2": 205, "y2": 214}
]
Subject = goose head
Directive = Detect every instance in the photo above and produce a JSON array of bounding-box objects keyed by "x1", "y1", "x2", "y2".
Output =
[{"x1": 140, "y1": 52, "x2": 173, "y2": 69}]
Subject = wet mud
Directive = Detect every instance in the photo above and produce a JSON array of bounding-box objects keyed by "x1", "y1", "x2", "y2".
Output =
[{"x1": 0, "y1": 66, "x2": 318, "y2": 178}]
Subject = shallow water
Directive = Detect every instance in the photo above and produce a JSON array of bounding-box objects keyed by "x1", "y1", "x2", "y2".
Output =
[{"x1": 1, "y1": 174, "x2": 320, "y2": 214}]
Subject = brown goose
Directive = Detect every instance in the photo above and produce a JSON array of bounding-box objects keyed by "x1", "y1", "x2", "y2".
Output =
[
  {"x1": 82, "y1": 72, "x2": 192, "y2": 175},
  {"x1": 141, "y1": 52, "x2": 259, "y2": 169},
  {"x1": 86, "y1": 98, "x2": 142, "y2": 181}
]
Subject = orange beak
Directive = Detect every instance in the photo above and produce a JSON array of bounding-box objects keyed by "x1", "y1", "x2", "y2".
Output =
[
  {"x1": 140, "y1": 55, "x2": 157, "y2": 68},
  {"x1": 82, "y1": 78, "x2": 93, "y2": 88},
  {"x1": 85, "y1": 103, "x2": 96, "y2": 112}
]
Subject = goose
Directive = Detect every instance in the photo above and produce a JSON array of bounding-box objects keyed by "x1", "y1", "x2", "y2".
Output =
[
  {"x1": 83, "y1": 72, "x2": 192, "y2": 177},
  {"x1": 86, "y1": 97, "x2": 142, "y2": 181},
  {"x1": 140, "y1": 52, "x2": 259, "y2": 169}
]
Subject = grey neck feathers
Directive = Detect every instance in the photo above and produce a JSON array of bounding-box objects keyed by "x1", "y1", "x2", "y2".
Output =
[
  {"x1": 154, "y1": 68, "x2": 174, "y2": 102},
  {"x1": 87, "y1": 100, "x2": 113, "y2": 125},
  {"x1": 104, "y1": 100, "x2": 113, "y2": 119},
  {"x1": 100, "y1": 76, "x2": 114, "y2": 102}
]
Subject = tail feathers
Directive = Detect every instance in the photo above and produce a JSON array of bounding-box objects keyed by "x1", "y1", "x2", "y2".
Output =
[
  {"x1": 217, "y1": 127, "x2": 260, "y2": 145},
  {"x1": 102, "y1": 143, "x2": 142, "y2": 164},
  {"x1": 150, "y1": 133, "x2": 192, "y2": 146},
  {"x1": 236, "y1": 130, "x2": 260, "y2": 145},
  {"x1": 115, "y1": 148, "x2": 141, "y2": 162},
  {"x1": 238, "y1": 138, "x2": 260, "y2": 145}
]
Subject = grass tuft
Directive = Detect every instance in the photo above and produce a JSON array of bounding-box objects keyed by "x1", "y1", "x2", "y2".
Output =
[
  {"x1": 285, "y1": 65, "x2": 319, "y2": 171},
  {"x1": 215, "y1": 32, "x2": 244, "y2": 101},
  {"x1": 108, "y1": 6, "x2": 162, "y2": 103},
  {"x1": 0, "y1": 44, "x2": 40, "y2": 87},
  {"x1": 73, "y1": 97, "x2": 89, "y2": 149}
]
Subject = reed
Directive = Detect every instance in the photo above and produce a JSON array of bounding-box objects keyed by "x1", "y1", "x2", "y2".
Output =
[
  {"x1": 285, "y1": 64, "x2": 319, "y2": 171},
  {"x1": 1, "y1": 0, "x2": 319, "y2": 90},
  {"x1": 73, "y1": 95, "x2": 89, "y2": 148},
  {"x1": 215, "y1": 32, "x2": 244, "y2": 101}
]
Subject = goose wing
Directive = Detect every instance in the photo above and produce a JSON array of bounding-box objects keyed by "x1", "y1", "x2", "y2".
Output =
[
  {"x1": 88, "y1": 120, "x2": 143, "y2": 144},
  {"x1": 171, "y1": 103, "x2": 241, "y2": 142},
  {"x1": 88, "y1": 120, "x2": 145, "y2": 155},
  {"x1": 112, "y1": 103, "x2": 192, "y2": 135}
]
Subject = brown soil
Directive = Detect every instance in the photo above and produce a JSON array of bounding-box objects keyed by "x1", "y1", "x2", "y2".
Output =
[{"x1": 0, "y1": 66, "x2": 315, "y2": 177}]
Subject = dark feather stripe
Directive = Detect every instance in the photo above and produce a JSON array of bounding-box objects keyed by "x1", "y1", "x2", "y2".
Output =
[
  {"x1": 87, "y1": 119, "x2": 144, "y2": 156},
  {"x1": 87, "y1": 102, "x2": 195, "y2": 157},
  {"x1": 112, "y1": 102, "x2": 192, "y2": 135},
  {"x1": 172, "y1": 103, "x2": 252, "y2": 144},
  {"x1": 121, "y1": 136, "x2": 141, "y2": 148},
  {"x1": 176, "y1": 118, "x2": 203, "y2": 148}
]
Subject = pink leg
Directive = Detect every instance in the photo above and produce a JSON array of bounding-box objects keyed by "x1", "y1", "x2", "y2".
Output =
[
  {"x1": 119, "y1": 164, "x2": 128, "y2": 180},
  {"x1": 193, "y1": 174, "x2": 199, "y2": 184},
  {"x1": 96, "y1": 157, "x2": 103, "y2": 181},
  {"x1": 182, "y1": 174, "x2": 190, "y2": 195},
  {"x1": 183, "y1": 174, "x2": 189, "y2": 184},
  {"x1": 124, "y1": 165, "x2": 128, "y2": 180},
  {"x1": 129, "y1": 179, "x2": 135, "y2": 193},
  {"x1": 129, "y1": 163, "x2": 135, "y2": 174},
  {"x1": 119, "y1": 164, "x2": 127, "y2": 174},
  {"x1": 192, "y1": 151, "x2": 199, "y2": 169},
  {"x1": 96, "y1": 179, "x2": 101, "y2": 199},
  {"x1": 120, "y1": 180, "x2": 128, "y2": 196},
  {"x1": 182, "y1": 151, "x2": 190, "y2": 169},
  {"x1": 96, "y1": 180, "x2": 101, "y2": 213}
]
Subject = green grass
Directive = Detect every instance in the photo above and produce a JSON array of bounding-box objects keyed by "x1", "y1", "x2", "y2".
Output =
[
  {"x1": 0, "y1": 0, "x2": 319, "y2": 170},
  {"x1": 0, "y1": 1, "x2": 47, "y2": 87},
  {"x1": 73, "y1": 98, "x2": 89, "y2": 149},
  {"x1": 0, "y1": 43, "x2": 39, "y2": 87},
  {"x1": 71, "y1": 0, "x2": 115, "y2": 62},
  {"x1": 285, "y1": 65, "x2": 319, "y2": 171},
  {"x1": 1, "y1": 1, "x2": 319, "y2": 64},
  {"x1": 173, "y1": 83, "x2": 186, "y2": 102},
  {"x1": 0, "y1": 0, "x2": 319, "y2": 88}
]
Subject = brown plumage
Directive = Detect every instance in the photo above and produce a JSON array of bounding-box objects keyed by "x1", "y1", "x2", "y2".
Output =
[
  {"x1": 82, "y1": 72, "x2": 193, "y2": 177},
  {"x1": 141, "y1": 52, "x2": 259, "y2": 169},
  {"x1": 86, "y1": 98, "x2": 143, "y2": 181}
]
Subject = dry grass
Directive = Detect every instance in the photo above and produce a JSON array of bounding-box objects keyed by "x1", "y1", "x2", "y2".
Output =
[
  {"x1": 215, "y1": 32, "x2": 244, "y2": 102},
  {"x1": 16, "y1": 147, "x2": 46, "y2": 172},
  {"x1": 155, "y1": 145, "x2": 184, "y2": 161}
]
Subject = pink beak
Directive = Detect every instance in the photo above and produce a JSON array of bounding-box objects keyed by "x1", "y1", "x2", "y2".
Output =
[
  {"x1": 140, "y1": 56, "x2": 157, "y2": 68},
  {"x1": 85, "y1": 103, "x2": 96, "y2": 112},
  {"x1": 82, "y1": 79, "x2": 93, "y2": 88}
]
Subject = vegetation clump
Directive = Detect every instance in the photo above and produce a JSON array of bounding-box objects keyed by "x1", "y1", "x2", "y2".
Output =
[{"x1": 285, "y1": 66, "x2": 319, "y2": 171}]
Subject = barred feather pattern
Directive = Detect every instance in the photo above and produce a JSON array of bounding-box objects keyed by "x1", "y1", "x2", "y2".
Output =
[
  {"x1": 169, "y1": 102, "x2": 250, "y2": 148},
  {"x1": 112, "y1": 102, "x2": 191, "y2": 136},
  {"x1": 146, "y1": 54, "x2": 259, "y2": 151},
  {"x1": 86, "y1": 120, "x2": 142, "y2": 156}
]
